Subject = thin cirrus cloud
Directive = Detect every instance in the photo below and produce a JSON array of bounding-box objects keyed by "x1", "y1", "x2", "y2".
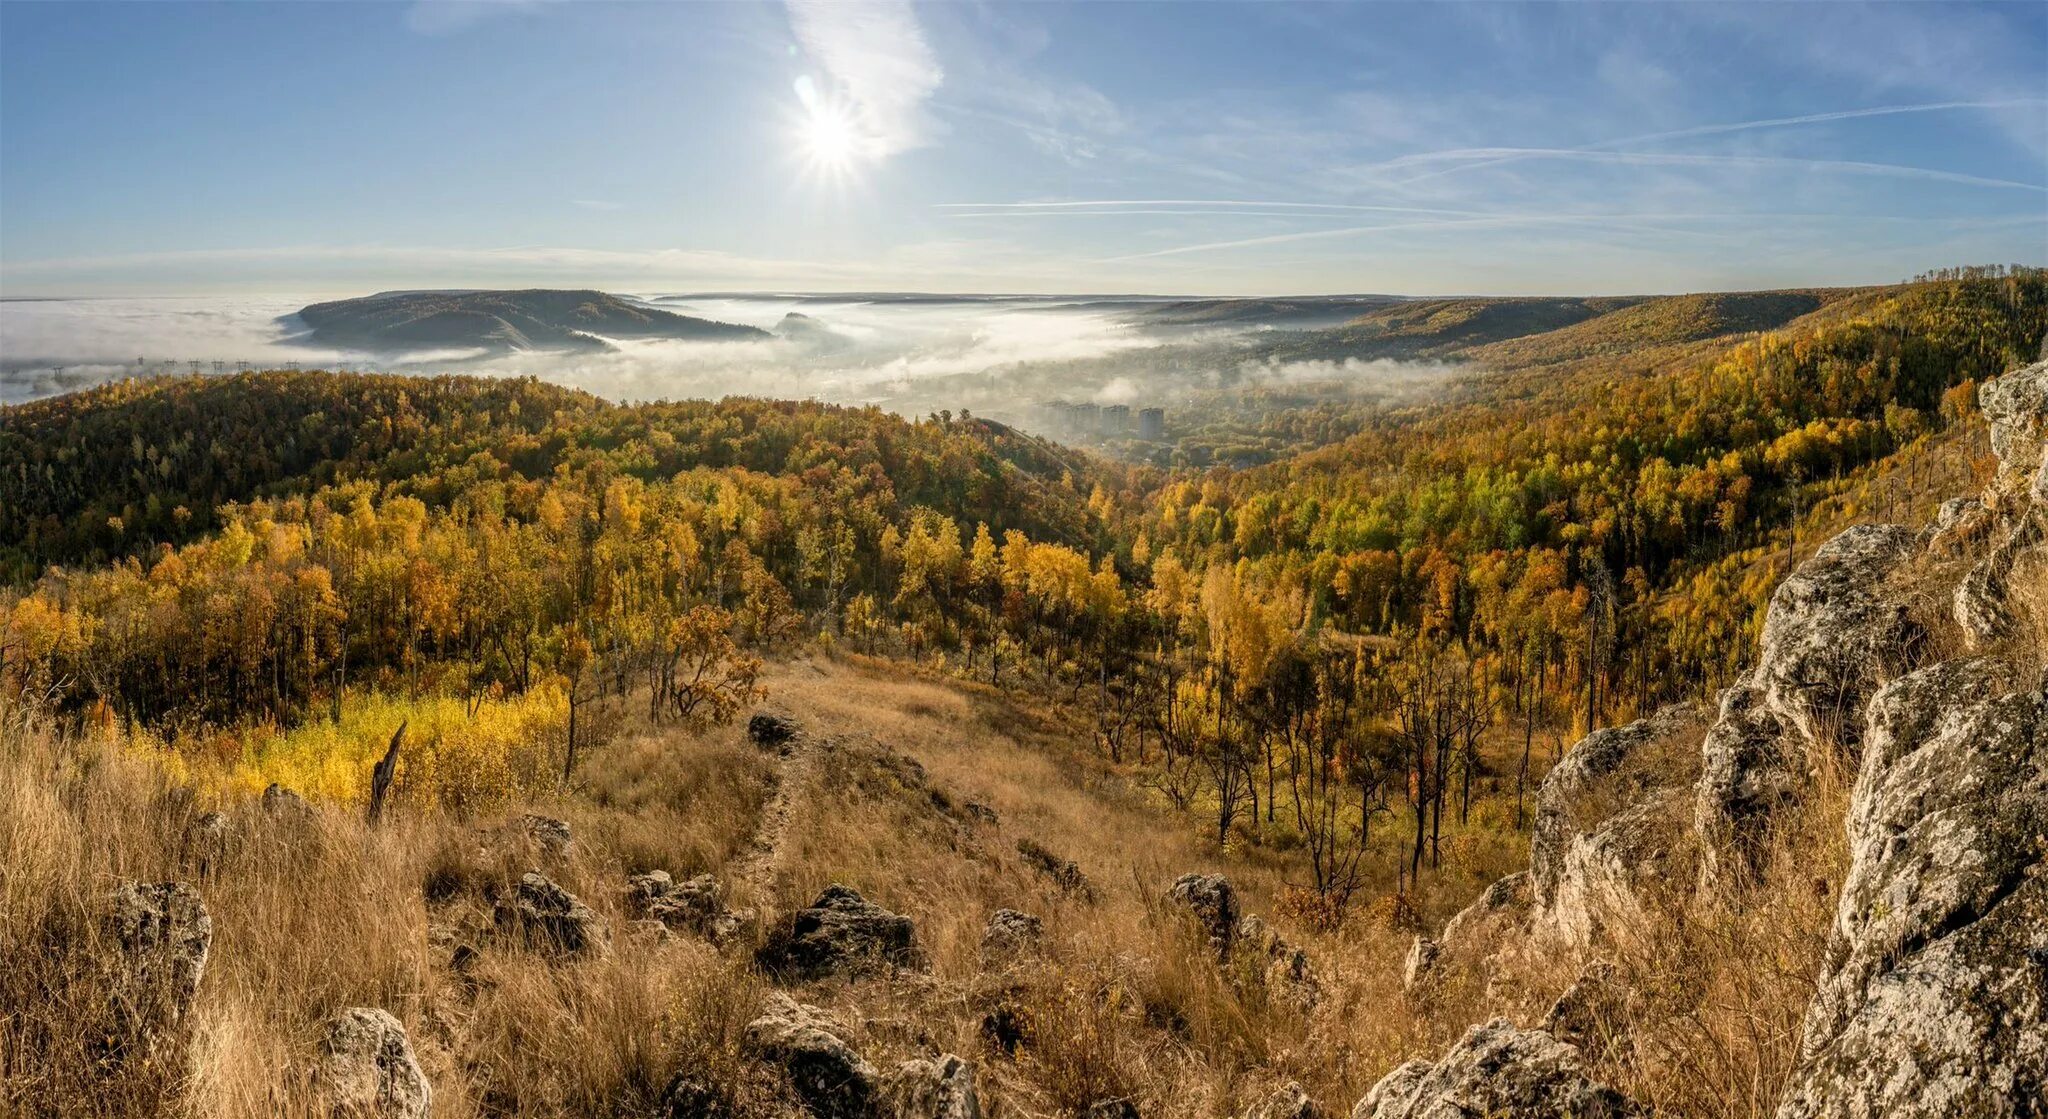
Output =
[{"x1": 785, "y1": 0, "x2": 944, "y2": 160}]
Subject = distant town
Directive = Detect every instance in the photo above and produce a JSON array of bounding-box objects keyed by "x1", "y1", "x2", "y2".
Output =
[{"x1": 1033, "y1": 399, "x2": 1166, "y2": 443}]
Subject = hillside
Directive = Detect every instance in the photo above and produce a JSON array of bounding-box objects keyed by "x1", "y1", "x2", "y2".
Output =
[
  {"x1": 1, "y1": 268, "x2": 2043, "y2": 1119},
  {"x1": 295, "y1": 289, "x2": 769, "y2": 355},
  {"x1": 1463, "y1": 289, "x2": 1846, "y2": 369}
]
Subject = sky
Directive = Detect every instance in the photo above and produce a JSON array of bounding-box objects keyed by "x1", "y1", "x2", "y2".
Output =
[{"x1": 2, "y1": 0, "x2": 2044, "y2": 297}]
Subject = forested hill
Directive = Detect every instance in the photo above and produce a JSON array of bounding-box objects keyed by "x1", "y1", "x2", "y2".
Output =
[{"x1": 0, "y1": 371, "x2": 1110, "y2": 583}]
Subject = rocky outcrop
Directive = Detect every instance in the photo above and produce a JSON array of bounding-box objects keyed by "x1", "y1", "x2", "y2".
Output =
[
  {"x1": 757, "y1": 885, "x2": 924, "y2": 981},
  {"x1": 494, "y1": 871, "x2": 606, "y2": 956},
  {"x1": 629, "y1": 870, "x2": 748, "y2": 945},
  {"x1": 103, "y1": 880, "x2": 212, "y2": 1025},
  {"x1": 516, "y1": 813, "x2": 572, "y2": 861},
  {"x1": 883, "y1": 1053, "x2": 982, "y2": 1119},
  {"x1": 317, "y1": 1007, "x2": 431, "y2": 1119},
  {"x1": 262, "y1": 782, "x2": 313, "y2": 821},
  {"x1": 744, "y1": 994, "x2": 878, "y2": 1119},
  {"x1": 1978, "y1": 359, "x2": 2048, "y2": 512},
  {"x1": 1775, "y1": 659, "x2": 2047, "y2": 1118},
  {"x1": 1523, "y1": 706, "x2": 1701, "y2": 953},
  {"x1": 1352, "y1": 1020, "x2": 1637, "y2": 1119},
  {"x1": 1167, "y1": 873, "x2": 1239, "y2": 952},
  {"x1": 980, "y1": 908, "x2": 1043, "y2": 962},
  {"x1": 1234, "y1": 914, "x2": 1322, "y2": 1010}
]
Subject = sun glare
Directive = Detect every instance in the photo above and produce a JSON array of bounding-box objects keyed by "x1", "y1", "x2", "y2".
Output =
[{"x1": 801, "y1": 101, "x2": 862, "y2": 171}]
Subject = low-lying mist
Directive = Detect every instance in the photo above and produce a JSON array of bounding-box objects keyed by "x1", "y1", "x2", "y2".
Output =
[{"x1": 0, "y1": 294, "x2": 1469, "y2": 444}]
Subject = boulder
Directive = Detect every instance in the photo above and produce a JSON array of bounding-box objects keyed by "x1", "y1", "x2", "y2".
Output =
[
  {"x1": 629, "y1": 870, "x2": 747, "y2": 945},
  {"x1": 1543, "y1": 961, "x2": 1626, "y2": 1052},
  {"x1": 494, "y1": 871, "x2": 606, "y2": 956},
  {"x1": 1693, "y1": 682, "x2": 1795, "y2": 874},
  {"x1": 1400, "y1": 936, "x2": 1439, "y2": 995},
  {"x1": 744, "y1": 993, "x2": 878, "y2": 1119},
  {"x1": 317, "y1": 1007, "x2": 431, "y2": 1119},
  {"x1": 1750, "y1": 524, "x2": 1923, "y2": 757},
  {"x1": 883, "y1": 1053, "x2": 981, "y2": 1119},
  {"x1": 182, "y1": 811, "x2": 231, "y2": 875},
  {"x1": 262, "y1": 782, "x2": 313, "y2": 821},
  {"x1": 516, "y1": 813, "x2": 572, "y2": 861},
  {"x1": 1952, "y1": 518, "x2": 2042, "y2": 649},
  {"x1": 980, "y1": 908, "x2": 1043, "y2": 962},
  {"x1": 1978, "y1": 359, "x2": 2048, "y2": 513},
  {"x1": 1166, "y1": 873, "x2": 1239, "y2": 953},
  {"x1": 1775, "y1": 658, "x2": 2048, "y2": 1118},
  {"x1": 1086, "y1": 1101, "x2": 1141, "y2": 1119},
  {"x1": 757, "y1": 885, "x2": 923, "y2": 981},
  {"x1": 103, "y1": 880, "x2": 212, "y2": 1025},
  {"x1": 1244, "y1": 1081, "x2": 1321, "y2": 1119},
  {"x1": 1235, "y1": 914, "x2": 1321, "y2": 1011},
  {"x1": 1352, "y1": 1020, "x2": 1637, "y2": 1119},
  {"x1": 1527, "y1": 706, "x2": 1700, "y2": 952},
  {"x1": 749, "y1": 712, "x2": 801, "y2": 750}
]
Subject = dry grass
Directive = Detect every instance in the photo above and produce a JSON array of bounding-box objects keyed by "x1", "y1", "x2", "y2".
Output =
[{"x1": 1, "y1": 651, "x2": 1867, "y2": 1118}]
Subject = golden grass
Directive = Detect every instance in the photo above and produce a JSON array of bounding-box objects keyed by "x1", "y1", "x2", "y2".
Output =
[{"x1": 1, "y1": 652, "x2": 1860, "y2": 1118}]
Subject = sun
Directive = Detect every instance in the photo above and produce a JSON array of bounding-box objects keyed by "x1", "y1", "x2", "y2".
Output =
[{"x1": 800, "y1": 100, "x2": 862, "y2": 172}]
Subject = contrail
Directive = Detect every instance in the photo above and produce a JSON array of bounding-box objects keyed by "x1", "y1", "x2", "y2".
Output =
[
  {"x1": 933, "y1": 199, "x2": 1482, "y2": 216},
  {"x1": 1368, "y1": 148, "x2": 2047, "y2": 193},
  {"x1": 1387, "y1": 99, "x2": 2048, "y2": 187}
]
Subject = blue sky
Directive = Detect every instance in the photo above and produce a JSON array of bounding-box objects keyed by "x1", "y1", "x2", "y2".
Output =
[{"x1": 2, "y1": 0, "x2": 2043, "y2": 296}]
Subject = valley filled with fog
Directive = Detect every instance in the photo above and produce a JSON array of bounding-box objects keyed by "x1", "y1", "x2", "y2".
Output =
[{"x1": 0, "y1": 292, "x2": 1462, "y2": 453}]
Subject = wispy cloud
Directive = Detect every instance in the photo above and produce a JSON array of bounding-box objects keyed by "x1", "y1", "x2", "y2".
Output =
[
  {"x1": 786, "y1": 0, "x2": 943, "y2": 159},
  {"x1": 403, "y1": 0, "x2": 546, "y2": 36},
  {"x1": 1367, "y1": 147, "x2": 2047, "y2": 193}
]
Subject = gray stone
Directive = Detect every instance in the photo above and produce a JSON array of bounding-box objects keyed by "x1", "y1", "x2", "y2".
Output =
[
  {"x1": 744, "y1": 993, "x2": 878, "y2": 1119},
  {"x1": 1166, "y1": 873, "x2": 1239, "y2": 953},
  {"x1": 883, "y1": 1053, "x2": 980, "y2": 1119},
  {"x1": 1979, "y1": 359, "x2": 2048, "y2": 513},
  {"x1": 517, "y1": 813, "x2": 571, "y2": 860},
  {"x1": 1694, "y1": 682, "x2": 1795, "y2": 875},
  {"x1": 1750, "y1": 524, "x2": 1923, "y2": 757},
  {"x1": 1400, "y1": 935, "x2": 1439, "y2": 995},
  {"x1": 103, "y1": 880, "x2": 212, "y2": 1025},
  {"x1": 757, "y1": 885, "x2": 923, "y2": 980},
  {"x1": 317, "y1": 1007, "x2": 431, "y2": 1119},
  {"x1": 629, "y1": 870, "x2": 746, "y2": 945},
  {"x1": 1352, "y1": 1020, "x2": 1637, "y2": 1119},
  {"x1": 494, "y1": 871, "x2": 606, "y2": 956},
  {"x1": 980, "y1": 908, "x2": 1043, "y2": 962},
  {"x1": 1775, "y1": 659, "x2": 2048, "y2": 1119}
]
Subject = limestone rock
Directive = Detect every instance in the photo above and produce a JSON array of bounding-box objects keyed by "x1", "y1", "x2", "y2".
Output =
[
  {"x1": 1978, "y1": 359, "x2": 2048, "y2": 513},
  {"x1": 1235, "y1": 914, "x2": 1321, "y2": 1010},
  {"x1": 1352, "y1": 1020, "x2": 1637, "y2": 1119},
  {"x1": 262, "y1": 782, "x2": 313, "y2": 820},
  {"x1": 659, "y1": 1073, "x2": 730, "y2": 1119},
  {"x1": 1086, "y1": 1101, "x2": 1141, "y2": 1119},
  {"x1": 516, "y1": 813, "x2": 572, "y2": 861},
  {"x1": 883, "y1": 1053, "x2": 981, "y2": 1119},
  {"x1": 757, "y1": 885, "x2": 924, "y2": 981},
  {"x1": 980, "y1": 908, "x2": 1043, "y2": 962},
  {"x1": 629, "y1": 870, "x2": 747, "y2": 945},
  {"x1": 183, "y1": 811, "x2": 231, "y2": 875},
  {"x1": 103, "y1": 880, "x2": 212, "y2": 1025},
  {"x1": 1400, "y1": 935, "x2": 1439, "y2": 995},
  {"x1": 317, "y1": 1007, "x2": 431, "y2": 1119},
  {"x1": 744, "y1": 993, "x2": 878, "y2": 1119},
  {"x1": 1751, "y1": 524, "x2": 1923, "y2": 756},
  {"x1": 1244, "y1": 1081, "x2": 1321, "y2": 1119},
  {"x1": 1693, "y1": 681, "x2": 1794, "y2": 872},
  {"x1": 1527, "y1": 706, "x2": 1700, "y2": 952},
  {"x1": 1952, "y1": 517, "x2": 2042, "y2": 649},
  {"x1": 494, "y1": 871, "x2": 606, "y2": 956},
  {"x1": 1775, "y1": 659, "x2": 2048, "y2": 1118},
  {"x1": 1166, "y1": 873, "x2": 1239, "y2": 953}
]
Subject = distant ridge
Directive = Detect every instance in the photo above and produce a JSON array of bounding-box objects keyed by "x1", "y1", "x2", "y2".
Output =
[{"x1": 295, "y1": 289, "x2": 768, "y2": 355}]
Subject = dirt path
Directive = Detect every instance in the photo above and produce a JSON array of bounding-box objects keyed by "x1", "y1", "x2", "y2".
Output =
[{"x1": 728, "y1": 729, "x2": 824, "y2": 906}]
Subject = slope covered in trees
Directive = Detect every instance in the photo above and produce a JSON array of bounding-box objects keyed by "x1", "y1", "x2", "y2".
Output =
[{"x1": 2, "y1": 268, "x2": 2042, "y2": 910}]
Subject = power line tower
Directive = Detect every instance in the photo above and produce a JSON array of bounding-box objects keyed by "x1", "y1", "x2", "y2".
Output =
[
  {"x1": 212, "y1": 360, "x2": 226, "y2": 375},
  {"x1": 236, "y1": 360, "x2": 250, "y2": 373},
  {"x1": 285, "y1": 360, "x2": 300, "y2": 372},
  {"x1": 187, "y1": 359, "x2": 204, "y2": 376}
]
